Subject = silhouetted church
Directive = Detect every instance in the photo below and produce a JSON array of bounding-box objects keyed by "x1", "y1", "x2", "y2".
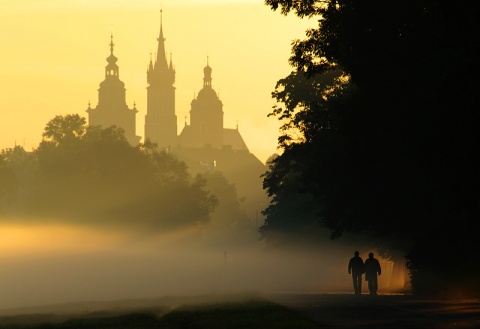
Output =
[
  {"x1": 144, "y1": 15, "x2": 249, "y2": 154},
  {"x1": 87, "y1": 13, "x2": 267, "y2": 214},
  {"x1": 87, "y1": 35, "x2": 141, "y2": 146},
  {"x1": 176, "y1": 59, "x2": 249, "y2": 152}
]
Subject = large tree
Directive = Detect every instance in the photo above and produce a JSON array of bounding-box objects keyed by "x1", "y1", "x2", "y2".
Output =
[
  {"x1": 42, "y1": 114, "x2": 86, "y2": 145},
  {"x1": 263, "y1": 0, "x2": 480, "y2": 294}
]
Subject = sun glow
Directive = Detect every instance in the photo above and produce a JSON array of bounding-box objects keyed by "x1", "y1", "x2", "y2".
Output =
[{"x1": 0, "y1": 223, "x2": 125, "y2": 258}]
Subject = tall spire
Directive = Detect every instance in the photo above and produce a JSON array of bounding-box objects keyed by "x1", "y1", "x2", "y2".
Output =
[
  {"x1": 145, "y1": 7, "x2": 177, "y2": 149},
  {"x1": 156, "y1": 9, "x2": 168, "y2": 71},
  {"x1": 105, "y1": 33, "x2": 119, "y2": 78}
]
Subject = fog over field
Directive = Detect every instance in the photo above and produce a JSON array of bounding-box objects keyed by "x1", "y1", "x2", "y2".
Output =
[{"x1": 0, "y1": 222, "x2": 367, "y2": 310}]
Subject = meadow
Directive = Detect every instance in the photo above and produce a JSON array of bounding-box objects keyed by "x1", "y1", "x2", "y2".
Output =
[{"x1": 0, "y1": 295, "x2": 321, "y2": 329}]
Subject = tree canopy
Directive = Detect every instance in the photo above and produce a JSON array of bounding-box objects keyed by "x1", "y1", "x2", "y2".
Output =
[
  {"x1": 1, "y1": 115, "x2": 217, "y2": 231},
  {"x1": 262, "y1": 0, "x2": 480, "y2": 294}
]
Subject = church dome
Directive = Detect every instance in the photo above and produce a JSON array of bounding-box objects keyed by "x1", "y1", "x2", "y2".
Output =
[{"x1": 197, "y1": 86, "x2": 218, "y2": 100}]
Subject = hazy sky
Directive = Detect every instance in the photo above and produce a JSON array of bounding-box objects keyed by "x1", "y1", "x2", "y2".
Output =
[{"x1": 0, "y1": 0, "x2": 314, "y2": 163}]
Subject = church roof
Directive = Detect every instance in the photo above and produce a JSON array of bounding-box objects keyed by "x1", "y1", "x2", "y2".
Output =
[
  {"x1": 177, "y1": 126, "x2": 249, "y2": 152},
  {"x1": 223, "y1": 128, "x2": 249, "y2": 151}
]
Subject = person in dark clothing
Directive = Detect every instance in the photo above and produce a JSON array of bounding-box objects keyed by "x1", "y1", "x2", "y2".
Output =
[
  {"x1": 364, "y1": 252, "x2": 382, "y2": 295},
  {"x1": 348, "y1": 251, "x2": 364, "y2": 295}
]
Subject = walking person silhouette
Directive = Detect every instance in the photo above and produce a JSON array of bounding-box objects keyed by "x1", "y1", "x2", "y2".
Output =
[
  {"x1": 364, "y1": 252, "x2": 382, "y2": 295},
  {"x1": 348, "y1": 251, "x2": 364, "y2": 295}
]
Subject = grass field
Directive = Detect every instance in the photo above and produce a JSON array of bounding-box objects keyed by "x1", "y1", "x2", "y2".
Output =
[
  {"x1": 4, "y1": 293, "x2": 478, "y2": 328},
  {"x1": 0, "y1": 297, "x2": 321, "y2": 329}
]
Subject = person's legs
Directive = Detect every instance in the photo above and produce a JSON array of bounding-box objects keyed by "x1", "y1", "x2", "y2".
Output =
[
  {"x1": 357, "y1": 273, "x2": 362, "y2": 294},
  {"x1": 368, "y1": 276, "x2": 378, "y2": 294},
  {"x1": 371, "y1": 276, "x2": 378, "y2": 294},
  {"x1": 352, "y1": 273, "x2": 362, "y2": 294}
]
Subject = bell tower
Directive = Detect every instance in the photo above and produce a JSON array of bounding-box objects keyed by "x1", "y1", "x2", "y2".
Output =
[
  {"x1": 87, "y1": 34, "x2": 140, "y2": 146},
  {"x1": 188, "y1": 58, "x2": 224, "y2": 149},
  {"x1": 144, "y1": 10, "x2": 177, "y2": 150}
]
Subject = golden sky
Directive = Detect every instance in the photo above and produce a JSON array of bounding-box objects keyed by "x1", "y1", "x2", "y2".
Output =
[{"x1": 0, "y1": 0, "x2": 313, "y2": 163}]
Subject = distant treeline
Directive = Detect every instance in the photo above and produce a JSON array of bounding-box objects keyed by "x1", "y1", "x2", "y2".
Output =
[{"x1": 0, "y1": 114, "x2": 218, "y2": 231}]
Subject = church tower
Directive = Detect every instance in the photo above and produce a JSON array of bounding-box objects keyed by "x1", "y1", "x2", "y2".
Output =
[
  {"x1": 180, "y1": 59, "x2": 224, "y2": 149},
  {"x1": 145, "y1": 11, "x2": 177, "y2": 150},
  {"x1": 87, "y1": 34, "x2": 140, "y2": 146}
]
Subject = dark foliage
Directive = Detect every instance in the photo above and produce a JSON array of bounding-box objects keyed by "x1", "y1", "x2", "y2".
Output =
[{"x1": 263, "y1": 0, "x2": 480, "y2": 294}]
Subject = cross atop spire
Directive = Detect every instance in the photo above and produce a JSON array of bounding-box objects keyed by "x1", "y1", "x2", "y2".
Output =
[
  {"x1": 158, "y1": 9, "x2": 165, "y2": 43},
  {"x1": 109, "y1": 33, "x2": 114, "y2": 54}
]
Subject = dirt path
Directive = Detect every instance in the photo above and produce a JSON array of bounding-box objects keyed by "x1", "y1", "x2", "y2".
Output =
[{"x1": 267, "y1": 293, "x2": 480, "y2": 328}]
